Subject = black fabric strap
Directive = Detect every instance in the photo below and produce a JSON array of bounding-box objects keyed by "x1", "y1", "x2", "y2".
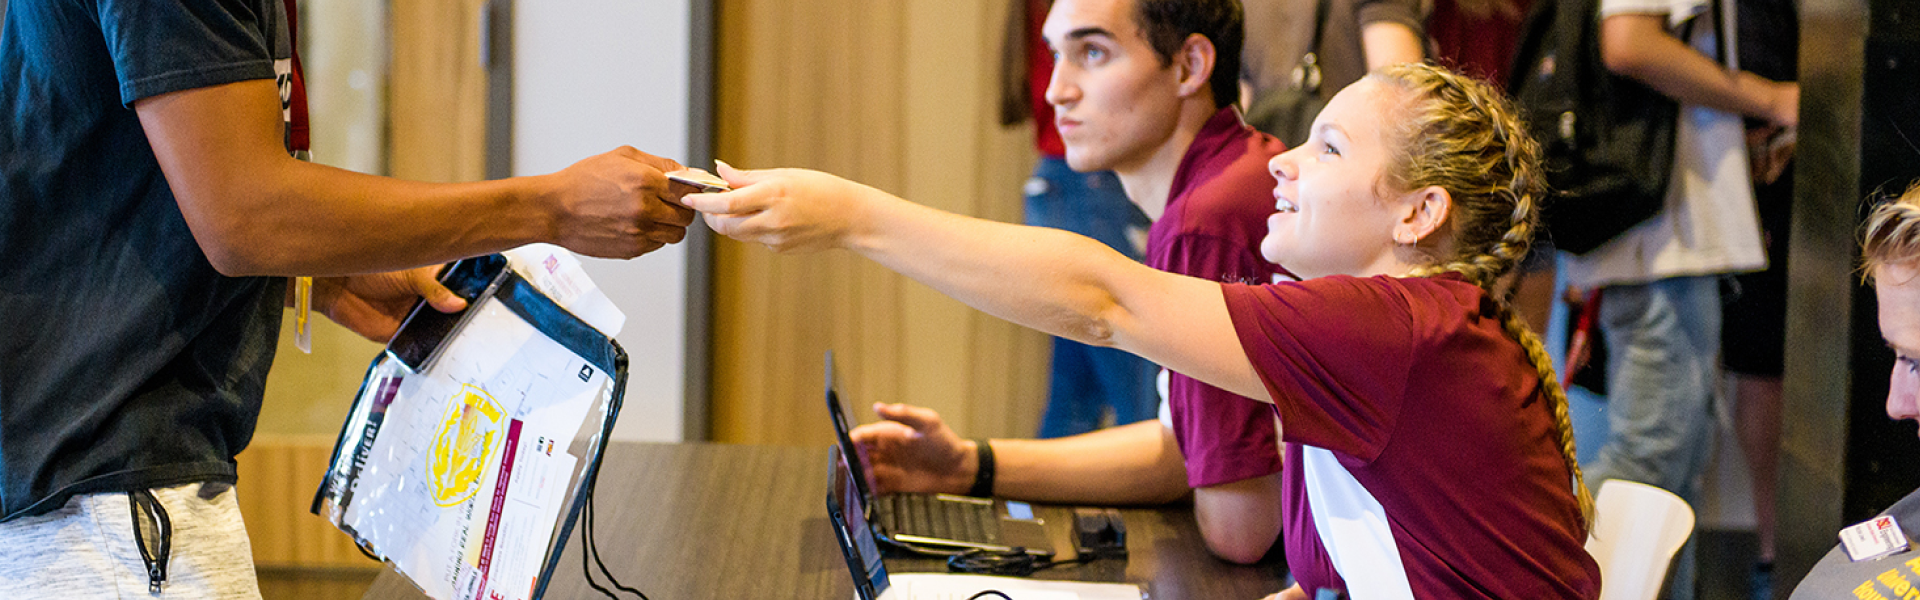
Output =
[
  {"x1": 968, "y1": 440, "x2": 996, "y2": 498},
  {"x1": 1712, "y1": 0, "x2": 1731, "y2": 69},
  {"x1": 1307, "y1": 0, "x2": 1330, "y2": 57}
]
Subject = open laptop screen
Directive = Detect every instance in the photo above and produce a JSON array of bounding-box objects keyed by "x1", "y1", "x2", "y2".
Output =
[
  {"x1": 825, "y1": 351, "x2": 878, "y2": 510},
  {"x1": 828, "y1": 444, "x2": 890, "y2": 600}
]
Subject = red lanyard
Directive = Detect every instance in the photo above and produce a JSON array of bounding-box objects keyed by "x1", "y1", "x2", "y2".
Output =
[{"x1": 281, "y1": 0, "x2": 310, "y2": 154}]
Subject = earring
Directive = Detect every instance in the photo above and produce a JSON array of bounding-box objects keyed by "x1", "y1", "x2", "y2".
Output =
[{"x1": 1395, "y1": 232, "x2": 1414, "y2": 245}]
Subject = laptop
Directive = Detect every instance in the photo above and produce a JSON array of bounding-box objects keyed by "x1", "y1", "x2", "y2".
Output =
[
  {"x1": 827, "y1": 444, "x2": 1143, "y2": 600},
  {"x1": 824, "y1": 352, "x2": 1053, "y2": 555}
]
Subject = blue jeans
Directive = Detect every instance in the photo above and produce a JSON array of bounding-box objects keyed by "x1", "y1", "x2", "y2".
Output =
[
  {"x1": 1026, "y1": 156, "x2": 1159, "y2": 438},
  {"x1": 1585, "y1": 276, "x2": 1718, "y2": 499},
  {"x1": 1581, "y1": 275, "x2": 1719, "y2": 600}
]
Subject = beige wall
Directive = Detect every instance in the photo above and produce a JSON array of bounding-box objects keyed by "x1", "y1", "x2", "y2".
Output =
[{"x1": 709, "y1": 0, "x2": 1052, "y2": 445}]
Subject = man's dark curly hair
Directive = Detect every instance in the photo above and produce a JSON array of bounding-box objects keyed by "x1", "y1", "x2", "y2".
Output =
[{"x1": 1133, "y1": 0, "x2": 1243, "y2": 109}]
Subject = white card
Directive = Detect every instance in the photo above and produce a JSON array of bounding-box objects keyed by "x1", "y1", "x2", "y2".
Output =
[
  {"x1": 502, "y1": 244, "x2": 626, "y2": 337},
  {"x1": 1841, "y1": 515, "x2": 1911, "y2": 562}
]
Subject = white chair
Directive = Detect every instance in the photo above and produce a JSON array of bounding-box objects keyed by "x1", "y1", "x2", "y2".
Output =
[{"x1": 1585, "y1": 479, "x2": 1696, "y2": 600}]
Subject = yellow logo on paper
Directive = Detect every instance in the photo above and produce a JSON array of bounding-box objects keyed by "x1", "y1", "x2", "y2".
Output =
[{"x1": 427, "y1": 384, "x2": 505, "y2": 507}]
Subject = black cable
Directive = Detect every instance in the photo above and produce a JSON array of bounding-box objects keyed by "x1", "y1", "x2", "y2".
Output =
[
  {"x1": 581, "y1": 472, "x2": 651, "y2": 599},
  {"x1": 945, "y1": 547, "x2": 1098, "y2": 577},
  {"x1": 966, "y1": 591, "x2": 1014, "y2": 600}
]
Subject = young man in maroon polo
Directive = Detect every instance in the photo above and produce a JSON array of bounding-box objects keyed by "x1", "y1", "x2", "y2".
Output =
[{"x1": 847, "y1": 0, "x2": 1290, "y2": 563}]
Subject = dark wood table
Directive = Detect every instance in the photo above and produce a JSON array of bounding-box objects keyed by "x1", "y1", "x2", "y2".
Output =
[{"x1": 363, "y1": 442, "x2": 1286, "y2": 599}]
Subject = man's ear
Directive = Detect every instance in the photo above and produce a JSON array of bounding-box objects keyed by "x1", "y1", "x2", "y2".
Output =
[
  {"x1": 1399, "y1": 185, "x2": 1453, "y2": 244},
  {"x1": 1175, "y1": 33, "x2": 1216, "y2": 99}
]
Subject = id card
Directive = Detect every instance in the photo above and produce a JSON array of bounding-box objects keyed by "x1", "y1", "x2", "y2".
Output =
[
  {"x1": 1841, "y1": 515, "x2": 1911, "y2": 562},
  {"x1": 667, "y1": 167, "x2": 729, "y2": 193}
]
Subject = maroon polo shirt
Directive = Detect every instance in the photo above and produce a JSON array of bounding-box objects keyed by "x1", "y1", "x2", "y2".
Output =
[
  {"x1": 1147, "y1": 107, "x2": 1289, "y2": 488},
  {"x1": 1222, "y1": 274, "x2": 1601, "y2": 599}
]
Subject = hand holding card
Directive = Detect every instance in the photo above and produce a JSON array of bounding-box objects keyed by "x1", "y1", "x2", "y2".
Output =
[{"x1": 667, "y1": 167, "x2": 730, "y2": 193}]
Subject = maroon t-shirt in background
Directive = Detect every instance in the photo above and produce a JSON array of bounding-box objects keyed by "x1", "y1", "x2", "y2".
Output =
[
  {"x1": 1221, "y1": 274, "x2": 1600, "y2": 599},
  {"x1": 1426, "y1": 0, "x2": 1534, "y2": 91},
  {"x1": 1024, "y1": 0, "x2": 1064, "y2": 157},
  {"x1": 1148, "y1": 107, "x2": 1289, "y2": 488}
]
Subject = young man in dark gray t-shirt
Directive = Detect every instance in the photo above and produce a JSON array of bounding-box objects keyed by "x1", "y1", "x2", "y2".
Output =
[
  {"x1": 0, "y1": 0, "x2": 693, "y2": 593},
  {"x1": 1791, "y1": 185, "x2": 1920, "y2": 599}
]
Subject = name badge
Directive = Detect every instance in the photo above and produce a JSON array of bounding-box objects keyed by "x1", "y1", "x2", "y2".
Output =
[{"x1": 1841, "y1": 515, "x2": 1911, "y2": 562}]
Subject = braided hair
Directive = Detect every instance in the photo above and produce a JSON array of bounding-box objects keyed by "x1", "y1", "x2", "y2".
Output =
[
  {"x1": 1373, "y1": 63, "x2": 1594, "y2": 532},
  {"x1": 1863, "y1": 181, "x2": 1920, "y2": 282}
]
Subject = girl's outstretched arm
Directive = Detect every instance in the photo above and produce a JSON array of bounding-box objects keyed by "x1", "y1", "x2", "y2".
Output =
[{"x1": 688, "y1": 164, "x2": 1270, "y2": 403}]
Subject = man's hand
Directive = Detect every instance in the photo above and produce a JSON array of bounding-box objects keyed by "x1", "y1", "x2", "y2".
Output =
[
  {"x1": 849, "y1": 403, "x2": 977, "y2": 495},
  {"x1": 1747, "y1": 125, "x2": 1796, "y2": 185},
  {"x1": 1762, "y1": 81, "x2": 1800, "y2": 131},
  {"x1": 310, "y1": 265, "x2": 467, "y2": 342},
  {"x1": 545, "y1": 146, "x2": 696, "y2": 259}
]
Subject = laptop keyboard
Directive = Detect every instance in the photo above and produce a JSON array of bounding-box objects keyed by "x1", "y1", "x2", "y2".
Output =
[{"x1": 879, "y1": 494, "x2": 1001, "y2": 545}]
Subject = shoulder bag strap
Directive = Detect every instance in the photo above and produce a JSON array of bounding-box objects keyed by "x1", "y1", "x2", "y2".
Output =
[{"x1": 1294, "y1": 0, "x2": 1333, "y2": 93}]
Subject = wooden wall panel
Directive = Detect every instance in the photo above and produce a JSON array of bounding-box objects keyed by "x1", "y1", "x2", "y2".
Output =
[
  {"x1": 236, "y1": 435, "x2": 381, "y2": 570},
  {"x1": 388, "y1": 0, "x2": 489, "y2": 183},
  {"x1": 711, "y1": 0, "x2": 1048, "y2": 445}
]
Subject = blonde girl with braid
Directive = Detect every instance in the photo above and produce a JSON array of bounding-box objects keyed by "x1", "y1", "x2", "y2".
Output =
[{"x1": 686, "y1": 62, "x2": 1600, "y2": 599}]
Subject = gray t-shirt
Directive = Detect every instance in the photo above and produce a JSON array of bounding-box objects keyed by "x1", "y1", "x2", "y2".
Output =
[
  {"x1": 1791, "y1": 488, "x2": 1920, "y2": 600},
  {"x1": 1241, "y1": 0, "x2": 1426, "y2": 102},
  {"x1": 0, "y1": 0, "x2": 292, "y2": 520}
]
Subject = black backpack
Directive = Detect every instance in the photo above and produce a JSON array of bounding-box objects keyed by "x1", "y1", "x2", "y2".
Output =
[{"x1": 1507, "y1": 0, "x2": 1712, "y2": 254}]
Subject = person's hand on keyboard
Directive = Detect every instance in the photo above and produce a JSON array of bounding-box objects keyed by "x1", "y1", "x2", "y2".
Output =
[{"x1": 849, "y1": 403, "x2": 978, "y2": 495}]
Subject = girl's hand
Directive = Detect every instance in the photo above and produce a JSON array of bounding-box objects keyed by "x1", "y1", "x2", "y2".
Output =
[{"x1": 683, "y1": 161, "x2": 887, "y2": 254}]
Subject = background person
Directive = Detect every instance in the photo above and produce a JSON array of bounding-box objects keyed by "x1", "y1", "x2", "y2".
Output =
[
  {"x1": 1239, "y1": 0, "x2": 1423, "y2": 145},
  {"x1": 1720, "y1": 0, "x2": 1799, "y2": 594},
  {"x1": 999, "y1": 0, "x2": 1162, "y2": 440},
  {"x1": 1562, "y1": 0, "x2": 1798, "y2": 595},
  {"x1": 1788, "y1": 182, "x2": 1920, "y2": 599}
]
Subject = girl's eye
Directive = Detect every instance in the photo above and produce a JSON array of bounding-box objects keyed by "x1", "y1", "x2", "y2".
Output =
[
  {"x1": 1320, "y1": 142, "x2": 1340, "y2": 158},
  {"x1": 1900, "y1": 355, "x2": 1919, "y2": 374},
  {"x1": 1084, "y1": 46, "x2": 1106, "y2": 62}
]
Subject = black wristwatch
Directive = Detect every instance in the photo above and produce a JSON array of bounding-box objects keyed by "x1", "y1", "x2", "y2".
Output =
[{"x1": 967, "y1": 439, "x2": 996, "y2": 497}]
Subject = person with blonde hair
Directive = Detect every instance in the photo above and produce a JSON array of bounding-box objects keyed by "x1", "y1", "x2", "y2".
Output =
[
  {"x1": 1790, "y1": 182, "x2": 1920, "y2": 599},
  {"x1": 689, "y1": 62, "x2": 1598, "y2": 598}
]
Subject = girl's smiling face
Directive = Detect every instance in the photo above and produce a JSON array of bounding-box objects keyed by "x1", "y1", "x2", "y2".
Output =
[{"x1": 1260, "y1": 77, "x2": 1429, "y2": 280}]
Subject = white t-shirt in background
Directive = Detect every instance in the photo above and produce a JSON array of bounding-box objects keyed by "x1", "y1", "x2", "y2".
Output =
[{"x1": 1562, "y1": 0, "x2": 1765, "y2": 288}]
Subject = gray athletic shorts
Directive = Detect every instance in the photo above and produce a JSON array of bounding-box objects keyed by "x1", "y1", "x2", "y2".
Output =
[{"x1": 0, "y1": 481, "x2": 262, "y2": 598}]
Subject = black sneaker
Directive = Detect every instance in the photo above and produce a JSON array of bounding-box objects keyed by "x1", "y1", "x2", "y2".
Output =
[{"x1": 1750, "y1": 561, "x2": 1774, "y2": 600}]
